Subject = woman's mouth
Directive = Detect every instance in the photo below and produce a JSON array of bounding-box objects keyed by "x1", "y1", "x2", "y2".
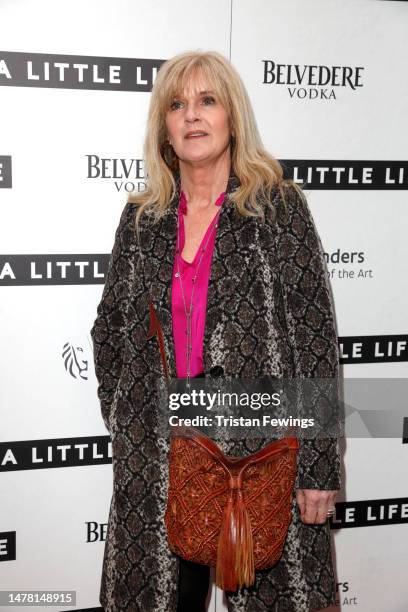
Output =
[{"x1": 185, "y1": 132, "x2": 208, "y2": 139}]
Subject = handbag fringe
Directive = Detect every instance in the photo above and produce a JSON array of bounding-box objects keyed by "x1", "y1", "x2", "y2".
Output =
[{"x1": 216, "y1": 487, "x2": 255, "y2": 591}]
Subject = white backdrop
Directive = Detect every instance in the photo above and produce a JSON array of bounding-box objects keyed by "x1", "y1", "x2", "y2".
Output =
[{"x1": 1, "y1": 1, "x2": 407, "y2": 611}]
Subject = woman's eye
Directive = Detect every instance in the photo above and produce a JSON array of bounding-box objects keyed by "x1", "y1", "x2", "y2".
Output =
[
  {"x1": 169, "y1": 97, "x2": 215, "y2": 111},
  {"x1": 170, "y1": 100, "x2": 183, "y2": 110}
]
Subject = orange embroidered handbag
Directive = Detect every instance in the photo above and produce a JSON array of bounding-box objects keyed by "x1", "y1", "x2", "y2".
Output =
[
  {"x1": 147, "y1": 299, "x2": 299, "y2": 592},
  {"x1": 164, "y1": 426, "x2": 298, "y2": 591}
]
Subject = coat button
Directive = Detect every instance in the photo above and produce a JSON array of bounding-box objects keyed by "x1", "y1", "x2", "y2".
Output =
[{"x1": 209, "y1": 365, "x2": 224, "y2": 377}]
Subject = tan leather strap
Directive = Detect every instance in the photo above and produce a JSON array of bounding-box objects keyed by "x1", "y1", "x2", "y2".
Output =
[{"x1": 147, "y1": 299, "x2": 170, "y2": 385}]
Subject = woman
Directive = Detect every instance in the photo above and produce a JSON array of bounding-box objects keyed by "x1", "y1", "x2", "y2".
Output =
[{"x1": 90, "y1": 50, "x2": 341, "y2": 612}]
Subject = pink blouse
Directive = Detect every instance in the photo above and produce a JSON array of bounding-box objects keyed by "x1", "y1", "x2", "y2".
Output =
[{"x1": 172, "y1": 189, "x2": 226, "y2": 378}]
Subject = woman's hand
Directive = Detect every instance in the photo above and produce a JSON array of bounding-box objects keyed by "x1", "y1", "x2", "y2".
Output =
[{"x1": 296, "y1": 489, "x2": 338, "y2": 524}]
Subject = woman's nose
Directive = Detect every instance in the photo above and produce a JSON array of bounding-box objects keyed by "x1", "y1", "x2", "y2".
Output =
[{"x1": 184, "y1": 101, "x2": 201, "y2": 122}]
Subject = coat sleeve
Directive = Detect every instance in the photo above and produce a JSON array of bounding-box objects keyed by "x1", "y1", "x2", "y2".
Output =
[
  {"x1": 90, "y1": 202, "x2": 136, "y2": 433},
  {"x1": 275, "y1": 183, "x2": 341, "y2": 490}
]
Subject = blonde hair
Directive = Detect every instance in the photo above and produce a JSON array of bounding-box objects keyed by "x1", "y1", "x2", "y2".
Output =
[{"x1": 128, "y1": 49, "x2": 304, "y2": 228}]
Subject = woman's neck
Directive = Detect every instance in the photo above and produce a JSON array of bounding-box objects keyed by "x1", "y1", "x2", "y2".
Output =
[{"x1": 179, "y1": 158, "x2": 231, "y2": 210}]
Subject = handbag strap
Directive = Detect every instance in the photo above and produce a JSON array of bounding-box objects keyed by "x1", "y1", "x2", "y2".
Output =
[{"x1": 147, "y1": 298, "x2": 170, "y2": 386}]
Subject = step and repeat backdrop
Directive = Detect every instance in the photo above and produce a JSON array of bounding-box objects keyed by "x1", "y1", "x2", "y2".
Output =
[{"x1": 1, "y1": 1, "x2": 407, "y2": 611}]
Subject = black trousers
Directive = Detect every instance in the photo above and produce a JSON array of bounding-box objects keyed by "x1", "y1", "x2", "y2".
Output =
[{"x1": 176, "y1": 556, "x2": 210, "y2": 612}]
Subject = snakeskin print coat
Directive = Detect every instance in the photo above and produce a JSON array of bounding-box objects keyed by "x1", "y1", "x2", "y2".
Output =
[{"x1": 90, "y1": 169, "x2": 341, "y2": 612}]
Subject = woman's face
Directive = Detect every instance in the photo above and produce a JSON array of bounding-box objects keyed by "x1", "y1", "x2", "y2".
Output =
[{"x1": 165, "y1": 73, "x2": 231, "y2": 168}]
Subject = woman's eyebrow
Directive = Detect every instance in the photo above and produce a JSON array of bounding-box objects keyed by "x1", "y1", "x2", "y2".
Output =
[{"x1": 174, "y1": 90, "x2": 215, "y2": 98}]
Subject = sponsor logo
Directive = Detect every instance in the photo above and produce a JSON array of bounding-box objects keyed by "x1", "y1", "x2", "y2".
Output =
[
  {"x1": 334, "y1": 582, "x2": 358, "y2": 607},
  {"x1": 339, "y1": 335, "x2": 408, "y2": 363},
  {"x1": 0, "y1": 155, "x2": 12, "y2": 188},
  {"x1": 86, "y1": 522, "x2": 108, "y2": 543},
  {"x1": 0, "y1": 255, "x2": 108, "y2": 286},
  {"x1": 0, "y1": 51, "x2": 164, "y2": 91},
  {"x1": 330, "y1": 497, "x2": 408, "y2": 528},
  {"x1": 62, "y1": 342, "x2": 89, "y2": 380},
  {"x1": 0, "y1": 437, "x2": 112, "y2": 471},
  {"x1": 324, "y1": 250, "x2": 365, "y2": 265},
  {"x1": 0, "y1": 532, "x2": 16, "y2": 561},
  {"x1": 324, "y1": 250, "x2": 372, "y2": 282},
  {"x1": 263, "y1": 60, "x2": 364, "y2": 100},
  {"x1": 280, "y1": 160, "x2": 408, "y2": 189},
  {"x1": 85, "y1": 154, "x2": 146, "y2": 194}
]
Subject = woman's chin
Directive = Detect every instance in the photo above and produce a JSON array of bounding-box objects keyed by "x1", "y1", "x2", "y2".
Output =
[{"x1": 179, "y1": 152, "x2": 215, "y2": 165}]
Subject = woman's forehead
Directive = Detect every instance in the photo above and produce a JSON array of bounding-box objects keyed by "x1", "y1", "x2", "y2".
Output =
[
  {"x1": 172, "y1": 70, "x2": 216, "y2": 97},
  {"x1": 175, "y1": 82, "x2": 209, "y2": 97}
]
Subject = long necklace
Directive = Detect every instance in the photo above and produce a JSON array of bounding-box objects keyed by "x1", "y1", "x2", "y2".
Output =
[{"x1": 175, "y1": 191, "x2": 225, "y2": 390}]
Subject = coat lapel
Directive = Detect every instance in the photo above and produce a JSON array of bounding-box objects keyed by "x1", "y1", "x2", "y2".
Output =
[{"x1": 142, "y1": 169, "x2": 240, "y2": 379}]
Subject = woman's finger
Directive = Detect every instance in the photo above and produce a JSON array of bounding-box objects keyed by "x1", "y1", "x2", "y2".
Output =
[
  {"x1": 297, "y1": 489, "x2": 338, "y2": 524},
  {"x1": 296, "y1": 489, "x2": 306, "y2": 519}
]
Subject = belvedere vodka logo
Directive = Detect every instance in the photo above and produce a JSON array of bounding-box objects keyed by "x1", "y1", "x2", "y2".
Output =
[
  {"x1": 85, "y1": 154, "x2": 146, "y2": 193},
  {"x1": 263, "y1": 60, "x2": 364, "y2": 99}
]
